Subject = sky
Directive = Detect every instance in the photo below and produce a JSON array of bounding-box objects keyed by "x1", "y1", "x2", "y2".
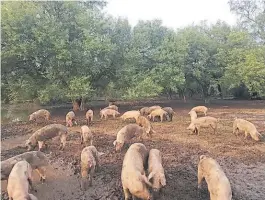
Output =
[{"x1": 105, "y1": 0, "x2": 238, "y2": 28}]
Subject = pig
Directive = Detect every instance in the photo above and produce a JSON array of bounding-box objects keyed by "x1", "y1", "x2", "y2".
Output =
[
  {"x1": 136, "y1": 116, "x2": 155, "y2": 137},
  {"x1": 148, "y1": 149, "x2": 166, "y2": 196},
  {"x1": 146, "y1": 105, "x2": 162, "y2": 115},
  {"x1": 104, "y1": 105, "x2": 119, "y2": 111},
  {"x1": 187, "y1": 116, "x2": 218, "y2": 135},
  {"x1": 80, "y1": 146, "x2": 104, "y2": 190},
  {"x1": 29, "y1": 109, "x2": 51, "y2": 122},
  {"x1": 1, "y1": 151, "x2": 49, "y2": 182},
  {"x1": 7, "y1": 160, "x2": 38, "y2": 200},
  {"x1": 188, "y1": 110, "x2": 198, "y2": 122},
  {"x1": 80, "y1": 125, "x2": 93, "y2": 146},
  {"x1": 66, "y1": 111, "x2": 77, "y2": 127},
  {"x1": 85, "y1": 109, "x2": 93, "y2": 125},
  {"x1": 162, "y1": 107, "x2": 175, "y2": 121},
  {"x1": 25, "y1": 124, "x2": 68, "y2": 151},
  {"x1": 148, "y1": 108, "x2": 169, "y2": 122},
  {"x1": 113, "y1": 124, "x2": 145, "y2": 151},
  {"x1": 100, "y1": 108, "x2": 120, "y2": 120},
  {"x1": 233, "y1": 118, "x2": 262, "y2": 141},
  {"x1": 120, "y1": 110, "x2": 141, "y2": 122},
  {"x1": 190, "y1": 106, "x2": 208, "y2": 116},
  {"x1": 198, "y1": 155, "x2": 232, "y2": 200},
  {"x1": 121, "y1": 143, "x2": 153, "y2": 200},
  {"x1": 140, "y1": 107, "x2": 150, "y2": 115}
]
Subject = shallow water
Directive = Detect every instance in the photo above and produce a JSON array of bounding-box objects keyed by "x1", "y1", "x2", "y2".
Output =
[
  {"x1": 0, "y1": 103, "x2": 69, "y2": 124},
  {"x1": 1, "y1": 104, "x2": 36, "y2": 123}
]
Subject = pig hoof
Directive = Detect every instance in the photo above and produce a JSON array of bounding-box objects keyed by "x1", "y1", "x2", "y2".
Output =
[{"x1": 40, "y1": 177, "x2": 46, "y2": 183}]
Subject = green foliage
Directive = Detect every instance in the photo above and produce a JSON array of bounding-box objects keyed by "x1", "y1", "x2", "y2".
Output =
[
  {"x1": 38, "y1": 84, "x2": 66, "y2": 104},
  {"x1": 65, "y1": 76, "x2": 94, "y2": 101},
  {"x1": 1, "y1": 1, "x2": 265, "y2": 104},
  {"x1": 224, "y1": 47, "x2": 265, "y2": 95},
  {"x1": 123, "y1": 77, "x2": 163, "y2": 100}
]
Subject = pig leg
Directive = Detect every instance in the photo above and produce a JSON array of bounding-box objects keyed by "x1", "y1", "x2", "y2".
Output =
[
  {"x1": 90, "y1": 138, "x2": 93, "y2": 146},
  {"x1": 160, "y1": 115, "x2": 163, "y2": 122},
  {"x1": 210, "y1": 124, "x2": 216, "y2": 134},
  {"x1": 123, "y1": 186, "x2": 131, "y2": 200},
  {"x1": 95, "y1": 155, "x2": 100, "y2": 172},
  {"x1": 28, "y1": 171, "x2": 37, "y2": 192},
  {"x1": 88, "y1": 166, "x2": 95, "y2": 186},
  {"x1": 80, "y1": 134, "x2": 83, "y2": 144},
  {"x1": 38, "y1": 141, "x2": 45, "y2": 151},
  {"x1": 232, "y1": 124, "x2": 238, "y2": 135},
  {"x1": 197, "y1": 167, "x2": 204, "y2": 189},
  {"x1": 244, "y1": 131, "x2": 249, "y2": 139},
  {"x1": 196, "y1": 127, "x2": 200, "y2": 135},
  {"x1": 59, "y1": 134, "x2": 67, "y2": 150},
  {"x1": 81, "y1": 162, "x2": 89, "y2": 191},
  {"x1": 35, "y1": 167, "x2": 46, "y2": 183}
]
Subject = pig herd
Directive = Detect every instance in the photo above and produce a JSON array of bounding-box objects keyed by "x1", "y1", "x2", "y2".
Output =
[{"x1": 1, "y1": 104, "x2": 263, "y2": 200}]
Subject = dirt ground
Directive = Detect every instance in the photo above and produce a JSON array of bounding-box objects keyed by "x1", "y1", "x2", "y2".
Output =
[{"x1": 1, "y1": 100, "x2": 265, "y2": 200}]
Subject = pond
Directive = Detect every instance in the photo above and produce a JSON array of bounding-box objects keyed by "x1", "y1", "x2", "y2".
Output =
[
  {"x1": 1, "y1": 103, "x2": 43, "y2": 124},
  {"x1": 1, "y1": 103, "x2": 75, "y2": 124}
]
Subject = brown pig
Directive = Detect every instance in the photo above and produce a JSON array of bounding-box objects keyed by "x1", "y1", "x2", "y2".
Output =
[
  {"x1": 148, "y1": 109, "x2": 169, "y2": 122},
  {"x1": 100, "y1": 108, "x2": 120, "y2": 120},
  {"x1": 121, "y1": 143, "x2": 153, "y2": 200},
  {"x1": 140, "y1": 107, "x2": 150, "y2": 115},
  {"x1": 233, "y1": 118, "x2": 262, "y2": 141},
  {"x1": 66, "y1": 111, "x2": 77, "y2": 127},
  {"x1": 80, "y1": 125, "x2": 93, "y2": 146},
  {"x1": 25, "y1": 124, "x2": 68, "y2": 151},
  {"x1": 198, "y1": 155, "x2": 232, "y2": 200},
  {"x1": 187, "y1": 116, "x2": 218, "y2": 135},
  {"x1": 190, "y1": 106, "x2": 208, "y2": 116},
  {"x1": 148, "y1": 149, "x2": 166, "y2": 196},
  {"x1": 85, "y1": 109, "x2": 93, "y2": 125},
  {"x1": 7, "y1": 160, "x2": 38, "y2": 200},
  {"x1": 136, "y1": 116, "x2": 155, "y2": 137},
  {"x1": 162, "y1": 107, "x2": 175, "y2": 121},
  {"x1": 120, "y1": 110, "x2": 141, "y2": 122},
  {"x1": 29, "y1": 109, "x2": 51, "y2": 122},
  {"x1": 1, "y1": 151, "x2": 49, "y2": 182},
  {"x1": 80, "y1": 146, "x2": 104, "y2": 190},
  {"x1": 113, "y1": 124, "x2": 145, "y2": 151}
]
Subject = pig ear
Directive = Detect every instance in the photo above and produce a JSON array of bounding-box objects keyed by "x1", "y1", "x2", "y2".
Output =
[
  {"x1": 160, "y1": 174, "x2": 166, "y2": 187},
  {"x1": 200, "y1": 155, "x2": 206, "y2": 160},
  {"x1": 148, "y1": 171, "x2": 155, "y2": 181},
  {"x1": 98, "y1": 152, "x2": 105, "y2": 156}
]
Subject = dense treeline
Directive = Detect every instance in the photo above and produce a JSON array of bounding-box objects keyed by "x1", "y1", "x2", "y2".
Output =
[{"x1": 1, "y1": 1, "x2": 265, "y2": 104}]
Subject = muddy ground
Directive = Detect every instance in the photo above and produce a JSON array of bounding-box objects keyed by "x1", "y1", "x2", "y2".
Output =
[{"x1": 1, "y1": 100, "x2": 265, "y2": 200}]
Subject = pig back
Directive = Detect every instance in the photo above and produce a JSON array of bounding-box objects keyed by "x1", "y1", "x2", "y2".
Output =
[
  {"x1": 122, "y1": 143, "x2": 148, "y2": 171},
  {"x1": 35, "y1": 124, "x2": 67, "y2": 141}
]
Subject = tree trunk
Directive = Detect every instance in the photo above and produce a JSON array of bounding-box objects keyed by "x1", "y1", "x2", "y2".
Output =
[
  {"x1": 80, "y1": 98, "x2": 85, "y2": 111},
  {"x1": 217, "y1": 84, "x2": 223, "y2": 99}
]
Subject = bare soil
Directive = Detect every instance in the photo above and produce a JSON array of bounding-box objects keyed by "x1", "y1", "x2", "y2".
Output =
[{"x1": 1, "y1": 100, "x2": 265, "y2": 200}]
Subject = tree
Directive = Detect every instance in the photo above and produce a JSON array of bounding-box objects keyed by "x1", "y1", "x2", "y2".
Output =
[{"x1": 229, "y1": 0, "x2": 265, "y2": 43}]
